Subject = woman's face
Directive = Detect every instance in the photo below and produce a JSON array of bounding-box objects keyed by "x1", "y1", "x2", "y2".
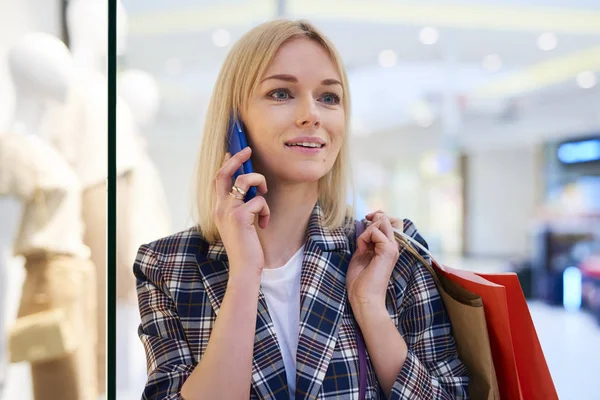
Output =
[{"x1": 242, "y1": 38, "x2": 345, "y2": 188}]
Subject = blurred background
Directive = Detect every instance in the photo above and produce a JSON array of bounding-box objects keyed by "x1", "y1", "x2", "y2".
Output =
[{"x1": 1, "y1": 0, "x2": 600, "y2": 399}]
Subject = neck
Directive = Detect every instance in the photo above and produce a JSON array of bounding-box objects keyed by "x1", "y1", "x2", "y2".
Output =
[
  {"x1": 255, "y1": 180, "x2": 319, "y2": 269},
  {"x1": 10, "y1": 95, "x2": 43, "y2": 135}
]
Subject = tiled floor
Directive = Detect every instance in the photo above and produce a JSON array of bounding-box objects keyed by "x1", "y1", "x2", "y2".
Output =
[{"x1": 2, "y1": 256, "x2": 600, "y2": 400}]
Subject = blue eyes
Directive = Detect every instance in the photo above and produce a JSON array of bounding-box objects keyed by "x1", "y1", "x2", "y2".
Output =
[
  {"x1": 267, "y1": 89, "x2": 341, "y2": 105},
  {"x1": 269, "y1": 89, "x2": 290, "y2": 101},
  {"x1": 321, "y1": 94, "x2": 339, "y2": 105}
]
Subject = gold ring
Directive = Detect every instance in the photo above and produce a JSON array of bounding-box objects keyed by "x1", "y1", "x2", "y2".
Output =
[
  {"x1": 232, "y1": 185, "x2": 246, "y2": 195},
  {"x1": 229, "y1": 191, "x2": 244, "y2": 200}
]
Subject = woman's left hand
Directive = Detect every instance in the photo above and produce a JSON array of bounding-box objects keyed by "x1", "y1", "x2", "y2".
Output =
[{"x1": 347, "y1": 212, "x2": 403, "y2": 317}]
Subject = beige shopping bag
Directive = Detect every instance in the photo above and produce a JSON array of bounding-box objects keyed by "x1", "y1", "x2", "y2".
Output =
[{"x1": 393, "y1": 230, "x2": 501, "y2": 400}]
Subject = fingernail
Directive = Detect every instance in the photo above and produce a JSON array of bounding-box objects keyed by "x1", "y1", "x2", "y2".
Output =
[{"x1": 243, "y1": 147, "x2": 251, "y2": 153}]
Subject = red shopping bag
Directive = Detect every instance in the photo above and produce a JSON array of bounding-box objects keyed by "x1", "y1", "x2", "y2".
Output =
[
  {"x1": 435, "y1": 264, "x2": 558, "y2": 400},
  {"x1": 478, "y1": 273, "x2": 558, "y2": 400},
  {"x1": 434, "y1": 265, "x2": 522, "y2": 400}
]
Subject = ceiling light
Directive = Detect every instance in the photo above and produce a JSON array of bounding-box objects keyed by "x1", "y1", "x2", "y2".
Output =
[
  {"x1": 378, "y1": 49, "x2": 397, "y2": 68},
  {"x1": 419, "y1": 27, "x2": 439, "y2": 45},
  {"x1": 472, "y1": 47, "x2": 600, "y2": 98},
  {"x1": 212, "y1": 28, "x2": 230, "y2": 47},
  {"x1": 576, "y1": 71, "x2": 597, "y2": 88},
  {"x1": 537, "y1": 32, "x2": 557, "y2": 51},
  {"x1": 482, "y1": 54, "x2": 503, "y2": 72}
]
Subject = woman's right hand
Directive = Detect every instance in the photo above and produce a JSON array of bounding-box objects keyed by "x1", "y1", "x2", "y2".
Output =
[{"x1": 213, "y1": 147, "x2": 270, "y2": 281}]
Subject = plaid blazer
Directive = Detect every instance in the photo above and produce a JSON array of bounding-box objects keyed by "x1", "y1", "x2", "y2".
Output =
[{"x1": 135, "y1": 203, "x2": 469, "y2": 399}]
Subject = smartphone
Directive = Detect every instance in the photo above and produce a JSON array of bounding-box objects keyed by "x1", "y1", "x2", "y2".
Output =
[{"x1": 227, "y1": 115, "x2": 257, "y2": 202}]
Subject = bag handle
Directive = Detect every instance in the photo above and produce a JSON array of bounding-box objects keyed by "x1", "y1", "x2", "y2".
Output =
[{"x1": 392, "y1": 227, "x2": 445, "y2": 284}]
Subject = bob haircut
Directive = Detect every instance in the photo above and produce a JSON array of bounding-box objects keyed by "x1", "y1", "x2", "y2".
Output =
[{"x1": 193, "y1": 19, "x2": 354, "y2": 243}]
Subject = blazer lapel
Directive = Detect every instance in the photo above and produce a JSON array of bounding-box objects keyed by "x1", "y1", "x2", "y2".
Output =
[
  {"x1": 196, "y1": 239, "x2": 290, "y2": 400},
  {"x1": 295, "y1": 205, "x2": 353, "y2": 400}
]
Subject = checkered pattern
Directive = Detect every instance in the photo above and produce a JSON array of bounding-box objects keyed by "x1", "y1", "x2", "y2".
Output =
[{"x1": 135, "y1": 203, "x2": 469, "y2": 399}]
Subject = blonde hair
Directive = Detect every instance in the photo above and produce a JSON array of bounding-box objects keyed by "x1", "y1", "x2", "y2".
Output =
[{"x1": 193, "y1": 19, "x2": 354, "y2": 243}]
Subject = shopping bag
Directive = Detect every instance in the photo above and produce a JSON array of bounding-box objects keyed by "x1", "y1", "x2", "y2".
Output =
[
  {"x1": 431, "y1": 268, "x2": 501, "y2": 400},
  {"x1": 392, "y1": 227, "x2": 558, "y2": 400},
  {"x1": 387, "y1": 228, "x2": 501, "y2": 400},
  {"x1": 478, "y1": 273, "x2": 558, "y2": 400},
  {"x1": 435, "y1": 264, "x2": 523, "y2": 400}
]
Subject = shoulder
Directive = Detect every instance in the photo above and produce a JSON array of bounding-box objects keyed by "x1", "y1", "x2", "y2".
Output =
[
  {"x1": 134, "y1": 227, "x2": 209, "y2": 286},
  {"x1": 143, "y1": 227, "x2": 208, "y2": 256}
]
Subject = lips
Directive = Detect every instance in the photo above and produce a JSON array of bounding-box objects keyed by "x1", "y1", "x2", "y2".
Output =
[
  {"x1": 285, "y1": 145, "x2": 324, "y2": 155},
  {"x1": 286, "y1": 142, "x2": 324, "y2": 148},
  {"x1": 284, "y1": 137, "x2": 326, "y2": 148}
]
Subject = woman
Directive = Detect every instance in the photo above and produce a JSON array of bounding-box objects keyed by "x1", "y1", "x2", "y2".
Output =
[{"x1": 135, "y1": 19, "x2": 469, "y2": 400}]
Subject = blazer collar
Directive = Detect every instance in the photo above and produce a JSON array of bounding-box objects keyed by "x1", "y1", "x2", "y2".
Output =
[
  {"x1": 197, "y1": 202, "x2": 353, "y2": 400},
  {"x1": 206, "y1": 202, "x2": 352, "y2": 262}
]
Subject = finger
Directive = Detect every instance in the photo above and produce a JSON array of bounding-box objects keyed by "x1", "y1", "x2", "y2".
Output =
[
  {"x1": 243, "y1": 195, "x2": 271, "y2": 229},
  {"x1": 365, "y1": 210, "x2": 385, "y2": 220},
  {"x1": 363, "y1": 223, "x2": 401, "y2": 265},
  {"x1": 368, "y1": 211, "x2": 403, "y2": 231},
  {"x1": 214, "y1": 153, "x2": 231, "y2": 191},
  {"x1": 215, "y1": 147, "x2": 252, "y2": 196},
  {"x1": 372, "y1": 215, "x2": 395, "y2": 243},
  {"x1": 370, "y1": 212, "x2": 385, "y2": 223},
  {"x1": 233, "y1": 173, "x2": 268, "y2": 196},
  {"x1": 370, "y1": 216, "x2": 401, "y2": 250},
  {"x1": 367, "y1": 213, "x2": 396, "y2": 242},
  {"x1": 360, "y1": 220, "x2": 386, "y2": 244},
  {"x1": 389, "y1": 217, "x2": 402, "y2": 229},
  {"x1": 358, "y1": 223, "x2": 391, "y2": 252}
]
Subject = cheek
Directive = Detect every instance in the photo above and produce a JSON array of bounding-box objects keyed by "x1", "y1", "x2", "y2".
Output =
[
  {"x1": 325, "y1": 115, "x2": 346, "y2": 150},
  {"x1": 244, "y1": 112, "x2": 270, "y2": 151},
  {"x1": 322, "y1": 134, "x2": 344, "y2": 168},
  {"x1": 245, "y1": 105, "x2": 289, "y2": 146}
]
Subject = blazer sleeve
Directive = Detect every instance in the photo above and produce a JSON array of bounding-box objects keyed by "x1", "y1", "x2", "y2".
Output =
[
  {"x1": 389, "y1": 220, "x2": 470, "y2": 400},
  {"x1": 134, "y1": 243, "x2": 196, "y2": 400}
]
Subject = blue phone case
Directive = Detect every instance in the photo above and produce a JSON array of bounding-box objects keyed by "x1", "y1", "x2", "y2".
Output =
[{"x1": 228, "y1": 116, "x2": 257, "y2": 202}]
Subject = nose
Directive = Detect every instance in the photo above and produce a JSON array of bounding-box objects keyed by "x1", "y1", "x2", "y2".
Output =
[{"x1": 296, "y1": 97, "x2": 321, "y2": 129}]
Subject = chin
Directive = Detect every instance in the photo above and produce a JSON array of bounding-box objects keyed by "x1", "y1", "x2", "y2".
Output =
[{"x1": 279, "y1": 166, "x2": 330, "y2": 185}]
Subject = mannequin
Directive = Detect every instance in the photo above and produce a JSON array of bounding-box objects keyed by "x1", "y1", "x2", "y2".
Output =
[
  {"x1": 41, "y1": 1, "x2": 138, "y2": 392},
  {"x1": 1, "y1": 32, "x2": 97, "y2": 400},
  {"x1": 116, "y1": 68, "x2": 172, "y2": 396}
]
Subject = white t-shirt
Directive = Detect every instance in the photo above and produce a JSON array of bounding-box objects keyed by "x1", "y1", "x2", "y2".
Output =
[{"x1": 261, "y1": 245, "x2": 304, "y2": 400}]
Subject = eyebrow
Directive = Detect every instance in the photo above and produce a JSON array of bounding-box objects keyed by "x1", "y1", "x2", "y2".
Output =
[{"x1": 261, "y1": 74, "x2": 342, "y2": 87}]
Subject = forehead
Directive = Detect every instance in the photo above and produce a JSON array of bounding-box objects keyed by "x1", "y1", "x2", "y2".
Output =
[{"x1": 263, "y1": 38, "x2": 341, "y2": 82}]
